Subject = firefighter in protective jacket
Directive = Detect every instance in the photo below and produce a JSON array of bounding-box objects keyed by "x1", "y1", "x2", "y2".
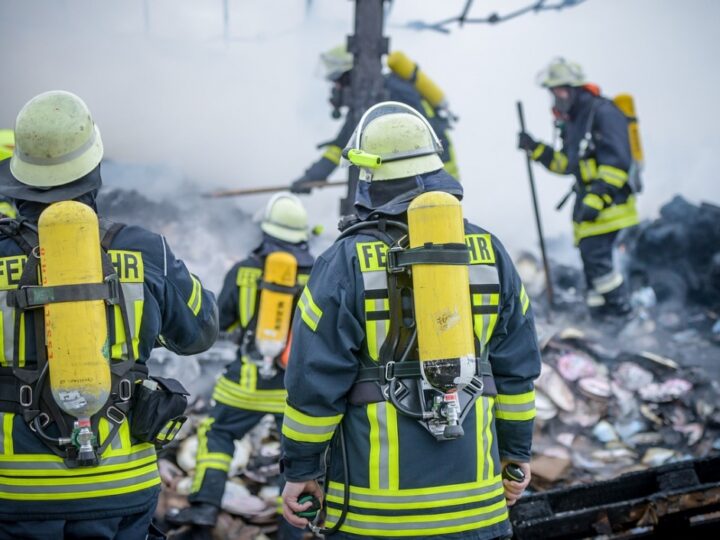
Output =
[
  {"x1": 281, "y1": 102, "x2": 540, "y2": 539},
  {"x1": 0, "y1": 91, "x2": 218, "y2": 538},
  {"x1": 518, "y1": 58, "x2": 639, "y2": 316},
  {"x1": 291, "y1": 45, "x2": 459, "y2": 193},
  {"x1": 167, "y1": 192, "x2": 313, "y2": 538}
]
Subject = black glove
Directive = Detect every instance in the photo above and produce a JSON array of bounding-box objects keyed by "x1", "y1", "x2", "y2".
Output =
[
  {"x1": 517, "y1": 131, "x2": 539, "y2": 152},
  {"x1": 290, "y1": 178, "x2": 314, "y2": 194}
]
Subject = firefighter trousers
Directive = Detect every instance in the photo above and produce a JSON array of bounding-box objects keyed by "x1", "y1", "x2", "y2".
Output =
[
  {"x1": 0, "y1": 503, "x2": 160, "y2": 540},
  {"x1": 578, "y1": 230, "x2": 631, "y2": 314},
  {"x1": 189, "y1": 402, "x2": 301, "y2": 540}
]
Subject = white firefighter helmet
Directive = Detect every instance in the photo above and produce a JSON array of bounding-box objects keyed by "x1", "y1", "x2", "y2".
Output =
[
  {"x1": 536, "y1": 57, "x2": 586, "y2": 88},
  {"x1": 319, "y1": 44, "x2": 354, "y2": 81},
  {"x1": 343, "y1": 101, "x2": 444, "y2": 182},
  {"x1": 10, "y1": 91, "x2": 103, "y2": 188},
  {"x1": 259, "y1": 192, "x2": 309, "y2": 243}
]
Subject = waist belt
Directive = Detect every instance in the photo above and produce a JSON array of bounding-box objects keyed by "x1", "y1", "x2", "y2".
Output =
[
  {"x1": 0, "y1": 363, "x2": 149, "y2": 416},
  {"x1": 350, "y1": 358, "x2": 497, "y2": 406}
]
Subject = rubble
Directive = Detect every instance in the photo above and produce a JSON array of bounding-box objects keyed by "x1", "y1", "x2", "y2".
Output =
[
  {"x1": 529, "y1": 326, "x2": 720, "y2": 489},
  {"x1": 94, "y1": 182, "x2": 719, "y2": 534}
]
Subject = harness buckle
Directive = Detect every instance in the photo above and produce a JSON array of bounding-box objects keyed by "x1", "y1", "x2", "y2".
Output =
[
  {"x1": 106, "y1": 406, "x2": 126, "y2": 424},
  {"x1": 19, "y1": 385, "x2": 33, "y2": 407},
  {"x1": 105, "y1": 274, "x2": 121, "y2": 305},
  {"x1": 384, "y1": 361, "x2": 396, "y2": 382},
  {"x1": 466, "y1": 376, "x2": 484, "y2": 396},
  {"x1": 385, "y1": 247, "x2": 405, "y2": 274},
  {"x1": 118, "y1": 379, "x2": 132, "y2": 401},
  {"x1": 38, "y1": 412, "x2": 50, "y2": 427}
]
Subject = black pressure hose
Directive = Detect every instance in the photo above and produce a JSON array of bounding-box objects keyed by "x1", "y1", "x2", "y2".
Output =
[
  {"x1": 314, "y1": 424, "x2": 350, "y2": 535},
  {"x1": 30, "y1": 364, "x2": 68, "y2": 446}
]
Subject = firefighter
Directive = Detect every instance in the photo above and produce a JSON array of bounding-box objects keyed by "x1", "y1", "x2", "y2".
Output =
[
  {"x1": 290, "y1": 45, "x2": 459, "y2": 194},
  {"x1": 166, "y1": 192, "x2": 313, "y2": 538},
  {"x1": 0, "y1": 91, "x2": 219, "y2": 539},
  {"x1": 518, "y1": 58, "x2": 639, "y2": 316},
  {"x1": 0, "y1": 129, "x2": 17, "y2": 218},
  {"x1": 281, "y1": 102, "x2": 540, "y2": 539}
]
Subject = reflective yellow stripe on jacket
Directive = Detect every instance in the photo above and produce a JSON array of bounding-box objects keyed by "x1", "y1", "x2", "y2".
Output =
[
  {"x1": 573, "y1": 195, "x2": 640, "y2": 244},
  {"x1": 494, "y1": 390, "x2": 536, "y2": 421},
  {"x1": 212, "y1": 373, "x2": 287, "y2": 414},
  {"x1": 282, "y1": 402, "x2": 342, "y2": 444},
  {"x1": 0, "y1": 413, "x2": 159, "y2": 500}
]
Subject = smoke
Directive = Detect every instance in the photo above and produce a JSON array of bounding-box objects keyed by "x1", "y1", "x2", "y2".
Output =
[{"x1": 1, "y1": 0, "x2": 718, "y2": 283}]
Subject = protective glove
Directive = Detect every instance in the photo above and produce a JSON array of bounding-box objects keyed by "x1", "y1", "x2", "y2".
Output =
[
  {"x1": 517, "y1": 131, "x2": 540, "y2": 153},
  {"x1": 574, "y1": 193, "x2": 604, "y2": 222},
  {"x1": 290, "y1": 178, "x2": 315, "y2": 194}
]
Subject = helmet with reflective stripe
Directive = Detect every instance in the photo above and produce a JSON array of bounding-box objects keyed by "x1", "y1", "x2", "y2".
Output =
[
  {"x1": 343, "y1": 101, "x2": 444, "y2": 182},
  {"x1": 260, "y1": 192, "x2": 309, "y2": 243},
  {"x1": 319, "y1": 44, "x2": 354, "y2": 81},
  {"x1": 10, "y1": 90, "x2": 104, "y2": 188},
  {"x1": 536, "y1": 57, "x2": 586, "y2": 88},
  {"x1": 0, "y1": 129, "x2": 14, "y2": 162}
]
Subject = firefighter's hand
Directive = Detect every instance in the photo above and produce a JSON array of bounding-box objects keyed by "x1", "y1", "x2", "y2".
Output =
[
  {"x1": 502, "y1": 461, "x2": 531, "y2": 506},
  {"x1": 290, "y1": 178, "x2": 314, "y2": 194},
  {"x1": 282, "y1": 479, "x2": 323, "y2": 529},
  {"x1": 517, "y1": 131, "x2": 539, "y2": 152}
]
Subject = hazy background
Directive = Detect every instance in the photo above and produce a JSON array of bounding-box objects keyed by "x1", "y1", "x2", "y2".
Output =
[{"x1": 2, "y1": 0, "x2": 718, "y2": 282}]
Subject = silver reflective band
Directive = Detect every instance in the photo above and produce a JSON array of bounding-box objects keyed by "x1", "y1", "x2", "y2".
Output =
[{"x1": 15, "y1": 128, "x2": 98, "y2": 166}]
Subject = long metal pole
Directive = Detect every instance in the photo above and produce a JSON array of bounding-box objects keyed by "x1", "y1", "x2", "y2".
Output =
[
  {"x1": 339, "y1": 0, "x2": 389, "y2": 216},
  {"x1": 517, "y1": 101, "x2": 554, "y2": 309}
]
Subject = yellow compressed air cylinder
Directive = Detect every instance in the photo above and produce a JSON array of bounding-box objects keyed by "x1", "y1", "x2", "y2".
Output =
[
  {"x1": 614, "y1": 94, "x2": 644, "y2": 166},
  {"x1": 39, "y1": 201, "x2": 110, "y2": 420},
  {"x1": 408, "y1": 191, "x2": 475, "y2": 392},
  {"x1": 255, "y1": 252, "x2": 297, "y2": 360},
  {"x1": 387, "y1": 51, "x2": 446, "y2": 109}
]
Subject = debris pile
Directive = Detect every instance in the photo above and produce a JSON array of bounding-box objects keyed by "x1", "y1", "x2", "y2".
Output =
[
  {"x1": 154, "y1": 407, "x2": 287, "y2": 539},
  {"x1": 530, "y1": 327, "x2": 720, "y2": 489}
]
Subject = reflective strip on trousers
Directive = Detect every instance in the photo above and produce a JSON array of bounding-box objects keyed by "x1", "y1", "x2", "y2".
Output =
[{"x1": 593, "y1": 271, "x2": 624, "y2": 295}]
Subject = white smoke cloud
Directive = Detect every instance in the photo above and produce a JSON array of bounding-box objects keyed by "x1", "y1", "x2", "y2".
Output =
[{"x1": 1, "y1": 0, "x2": 717, "y2": 278}]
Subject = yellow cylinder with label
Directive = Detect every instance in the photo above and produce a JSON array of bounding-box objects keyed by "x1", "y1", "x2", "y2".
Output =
[
  {"x1": 39, "y1": 201, "x2": 110, "y2": 420},
  {"x1": 613, "y1": 93, "x2": 644, "y2": 165},
  {"x1": 408, "y1": 191, "x2": 475, "y2": 392},
  {"x1": 387, "y1": 51, "x2": 446, "y2": 109},
  {"x1": 255, "y1": 252, "x2": 297, "y2": 360}
]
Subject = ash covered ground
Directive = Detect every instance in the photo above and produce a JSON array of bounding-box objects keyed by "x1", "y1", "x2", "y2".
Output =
[{"x1": 98, "y1": 163, "x2": 720, "y2": 537}]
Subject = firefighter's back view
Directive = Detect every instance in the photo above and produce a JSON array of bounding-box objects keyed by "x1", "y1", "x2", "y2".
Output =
[
  {"x1": 167, "y1": 192, "x2": 313, "y2": 539},
  {"x1": 0, "y1": 91, "x2": 218, "y2": 538},
  {"x1": 281, "y1": 101, "x2": 541, "y2": 539}
]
